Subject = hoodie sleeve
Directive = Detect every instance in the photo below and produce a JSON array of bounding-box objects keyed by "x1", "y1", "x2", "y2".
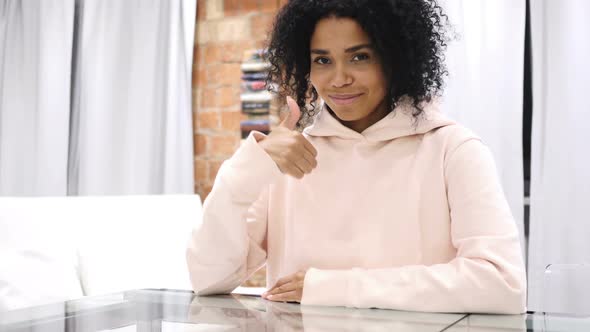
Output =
[
  {"x1": 186, "y1": 132, "x2": 282, "y2": 295},
  {"x1": 301, "y1": 138, "x2": 527, "y2": 314}
]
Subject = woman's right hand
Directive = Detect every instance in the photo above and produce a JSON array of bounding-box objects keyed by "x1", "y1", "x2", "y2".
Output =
[{"x1": 258, "y1": 96, "x2": 318, "y2": 179}]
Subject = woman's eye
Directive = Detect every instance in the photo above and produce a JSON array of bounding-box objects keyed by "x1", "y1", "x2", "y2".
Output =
[
  {"x1": 313, "y1": 57, "x2": 331, "y2": 65},
  {"x1": 352, "y1": 53, "x2": 370, "y2": 62}
]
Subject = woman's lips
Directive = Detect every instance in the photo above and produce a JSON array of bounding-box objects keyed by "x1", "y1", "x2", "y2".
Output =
[{"x1": 329, "y1": 93, "x2": 363, "y2": 105}]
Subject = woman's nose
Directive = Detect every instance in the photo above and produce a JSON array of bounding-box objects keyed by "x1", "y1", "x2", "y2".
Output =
[{"x1": 331, "y1": 65, "x2": 353, "y2": 88}]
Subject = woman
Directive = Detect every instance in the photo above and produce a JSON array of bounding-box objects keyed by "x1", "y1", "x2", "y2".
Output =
[{"x1": 187, "y1": 0, "x2": 526, "y2": 314}]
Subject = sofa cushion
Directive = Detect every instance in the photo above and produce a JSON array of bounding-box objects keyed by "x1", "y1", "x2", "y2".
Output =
[
  {"x1": 0, "y1": 194, "x2": 202, "y2": 310},
  {"x1": 0, "y1": 251, "x2": 83, "y2": 312},
  {"x1": 73, "y1": 194, "x2": 202, "y2": 296},
  {"x1": 0, "y1": 197, "x2": 84, "y2": 311}
]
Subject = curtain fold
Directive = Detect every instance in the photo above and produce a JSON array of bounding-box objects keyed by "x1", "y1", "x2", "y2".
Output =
[
  {"x1": 0, "y1": 0, "x2": 75, "y2": 196},
  {"x1": 439, "y1": 0, "x2": 526, "y2": 255},
  {"x1": 527, "y1": 0, "x2": 590, "y2": 312},
  {"x1": 68, "y1": 0, "x2": 194, "y2": 195},
  {"x1": 0, "y1": 0, "x2": 196, "y2": 196}
]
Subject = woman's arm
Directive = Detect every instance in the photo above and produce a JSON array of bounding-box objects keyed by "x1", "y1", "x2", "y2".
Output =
[
  {"x1": 301, "y1": 139, "x2": 527, "y2": 314},
  {"x1": 187, "y1": 98, "x2": 316, "y2": 296},
  {"x1": 186, "y1": 133, "x2": 281, "y2": 295}
]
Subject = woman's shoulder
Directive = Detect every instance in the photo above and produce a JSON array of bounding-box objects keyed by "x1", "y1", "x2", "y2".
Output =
[
  {"x1": 431, "y1": 122, "x2": 480, "y2": 141},
  {"x1": 425, "y1": 121, "x2": 485, "y2": 157},
  {"x1": 416, "y1": 103, "x2": 482, "y2": 150}
]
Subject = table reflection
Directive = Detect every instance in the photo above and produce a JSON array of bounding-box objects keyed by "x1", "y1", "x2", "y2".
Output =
[
  {"x1": 8, "y1": 289, "x2": 590, "y2": 332},
  {"x1": 187, "y1": 295, "x2": 468, "y2": 331}
]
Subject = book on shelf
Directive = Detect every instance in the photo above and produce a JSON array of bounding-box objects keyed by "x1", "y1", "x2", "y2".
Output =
[
  {"x1": 241, "y1": 62, "x2": 271, "y2": 72},
  {"x1": 241, "y1": 81, "x2": 267, "y2": 92},
  {"x1": 242, "y1": 102, "x2": 271, "y2": 112},
  {"x1": 242, "y1": 49, "x2": 268, "y2": 63},
  {"x1": 240, "y1": 91, "x2": 273, "y2": 102},
  {"x1": 242, "y1": 72, "x2": 268, "y2": 81},
  {"x1": 240, "y1": 119, "x2": 270, "y2": 138}
]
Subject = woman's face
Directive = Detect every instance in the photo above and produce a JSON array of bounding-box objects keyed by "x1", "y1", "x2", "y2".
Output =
[{"x1": 309, "y1": 17, "x2": 389, "y2": 133}]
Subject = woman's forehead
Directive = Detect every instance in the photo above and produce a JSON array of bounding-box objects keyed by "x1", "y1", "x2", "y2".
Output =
[{"x1": 310, "y1": 18, "x2": 371, "y2": 52}]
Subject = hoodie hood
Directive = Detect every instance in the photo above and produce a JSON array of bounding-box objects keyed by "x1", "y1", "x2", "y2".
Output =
[{"x1": 303, "y1": 99, "x2": 455, "y2": 142}]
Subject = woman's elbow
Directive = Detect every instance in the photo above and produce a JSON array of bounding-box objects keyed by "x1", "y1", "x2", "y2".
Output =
[{"x1": 480, "y1": 268, "x2": 527, "y2": 314}]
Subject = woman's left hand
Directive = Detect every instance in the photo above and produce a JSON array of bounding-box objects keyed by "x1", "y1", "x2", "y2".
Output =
[{"x1": 262, "y1": 269, "x2": 308, "y2": 303}]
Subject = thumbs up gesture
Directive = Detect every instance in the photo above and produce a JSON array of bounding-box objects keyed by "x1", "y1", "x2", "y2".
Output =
[{"x1": 258, "y1": 96, "x2": 318, "y2": 179}]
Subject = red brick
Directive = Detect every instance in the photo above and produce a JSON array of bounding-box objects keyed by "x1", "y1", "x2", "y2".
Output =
[
  {"x1": 195, "y1": 183, "x2": 213, "y2": 201},
  {"x1": 196, "y1": 2, "x2": 206, "y2": 20},
  {"x1": 220, "y1": 41, "x2": 257, "y2": 63},
  {"x1": 251, "y1": 14, "x2": 275, "y2": 41},
  {"x1": 191, "y1": 68, "x2": 198, "y2": 87},
  {"x1": 192, "y1": 108, "x2": 198, "y2": 130},
  {"x1": 219, "y1": 63, "x2": 242, "y2": 85},
  {"x1": 203, "y1": 64, "x2": 240, "y2": 87},
  {"x1": 204, "y1": 44, "x2": 221, "y2": 65},
  {"x1": 203, "y1": 66, "x2": 219, "y2": 87},
  {"x1": 201, "y1": 88, "x2": 217, "y2": 108},
  {"x1": 193, "y1": 134, "x2": 208, "y2": 156},
  {"x1": 254, "y1": 39, "x2": 267, "y2": 49},
  {"x1": 192, "y1": 67, "x2": 206, "y2": 87},
  {"x1": 224, "y1": 0, "x2": 241, "y2": 16},
  {"x1": 221, "y1": 111, "x2": 245, "y2": 131},
  {"x1": 208, "y1": 160, "x2": 224, "y2": 181},
  {"x1": 259, "y1": 0, "x2": 279, "y2": 13},
  {"x1": 198, "y1": 68, "x2": 207, "y2": 86},
  {"x1": 194, "y1": 159, "x2": 208, "y2": 182},
  {"x1": 191, "y1": 90, "x2": 198, "y2": 114},
  {"x1": 242, "y1": 0, "x2": 258, "y2": 12},
  {"x1": 200, "y1": 184, "x2": 214, "y2": 201},
  {"x1": 197, "y1": 111, "x2": 220, "y2": 129},
  {"x1": 218, "y1": 86, "x2": 239, "y2": 108},
  {"x1": 210, "y1": 135, "x2": 239, "y2": 156},
  {"x1": 193, "y1": 45, "x2": 201, "y2": 67}
]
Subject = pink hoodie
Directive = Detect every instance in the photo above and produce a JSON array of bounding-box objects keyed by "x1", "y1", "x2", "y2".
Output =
[{"x1": 187, "y1": 102, "x2": 527, "y2": 314}]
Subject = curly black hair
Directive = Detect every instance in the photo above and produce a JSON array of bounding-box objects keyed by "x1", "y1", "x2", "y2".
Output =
[{"x1": 265, "y1": 0, "x2": 450, "y2": 128}]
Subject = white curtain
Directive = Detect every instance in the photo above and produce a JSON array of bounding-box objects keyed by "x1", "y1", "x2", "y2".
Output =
[
  {"x1": 439, "y1": 0, "x2": 527, "y2": 255},
  {"x1": 527, "y1": 0, "x2": 590, "y2": 312},
  {"x1": 0, "y1": 0, "x2": 196, "y2": 196},
  {"x1": 0, "y1": 0, "x2": 75, "y2": 196}
]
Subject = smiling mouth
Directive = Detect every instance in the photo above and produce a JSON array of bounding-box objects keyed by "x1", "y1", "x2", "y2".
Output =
[{"x1": 329, "y1": 93, "x2": 364, "y2": 105}]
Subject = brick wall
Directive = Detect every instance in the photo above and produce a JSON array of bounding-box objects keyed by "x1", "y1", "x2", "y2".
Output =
[{"x1": 192, "y1": 0, "x2": 287, "y2": 201}]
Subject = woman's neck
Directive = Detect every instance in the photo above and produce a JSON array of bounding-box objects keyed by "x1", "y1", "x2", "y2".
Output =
[{"x1": 330, "y1": 99, "x2": 390, "y2": 133}]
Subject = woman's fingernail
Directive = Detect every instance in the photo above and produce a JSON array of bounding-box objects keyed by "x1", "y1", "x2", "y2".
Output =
[{"x1": 268, "y1": 295, "x2": 274, "y2": 299}]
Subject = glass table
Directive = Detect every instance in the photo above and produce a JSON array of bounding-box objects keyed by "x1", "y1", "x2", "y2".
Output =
[{"x1": 1, "y1": 289, "x2": 589, "y2": 331}]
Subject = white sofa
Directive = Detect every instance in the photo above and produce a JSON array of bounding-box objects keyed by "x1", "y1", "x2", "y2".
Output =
[{"x1": 0, "y1": 194, "x2": 202, "y2": 312}]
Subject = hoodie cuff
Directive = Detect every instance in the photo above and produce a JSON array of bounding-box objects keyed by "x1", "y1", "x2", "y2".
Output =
[
  {"x1": 301, "y1": 268, "x2": 355, "y2": 307},
  {"x1": 220, "y1": 131, "x2": 282, "y2": 201}
]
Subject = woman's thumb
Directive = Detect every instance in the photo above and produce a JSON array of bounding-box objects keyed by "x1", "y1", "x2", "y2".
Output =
[{"x1": 279, "y1": 96, "x2": 302, "y2": 130}]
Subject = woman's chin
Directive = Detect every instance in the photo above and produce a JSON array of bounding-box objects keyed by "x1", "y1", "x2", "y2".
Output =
[
  {"x1": 331, "y1": 110, "x2": 363, "y2": 122},
  {"x1": 325, "y1": 104, "x2": 357, "y2": 120}
]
